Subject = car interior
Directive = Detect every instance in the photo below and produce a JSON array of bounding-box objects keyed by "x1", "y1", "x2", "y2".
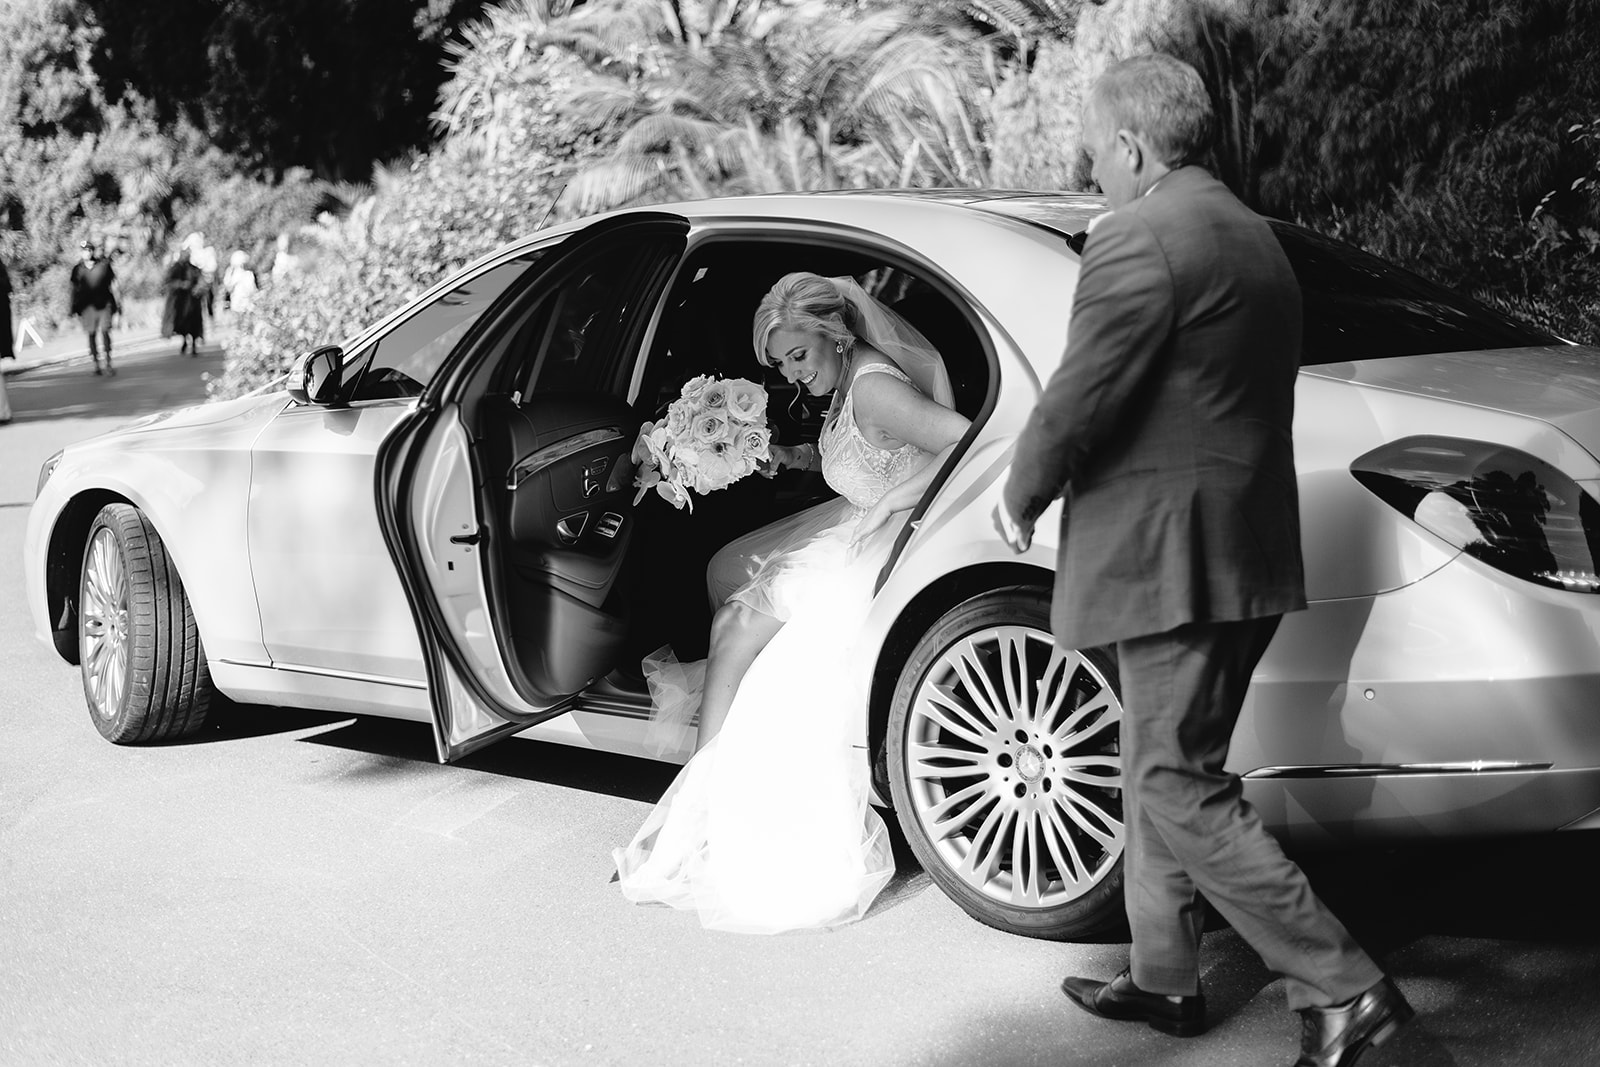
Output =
[{"x1": 455, "y1": 234, "x2": 991, "y2": 712}]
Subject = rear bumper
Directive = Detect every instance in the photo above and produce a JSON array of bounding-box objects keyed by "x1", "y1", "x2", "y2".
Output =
[{"x1": 1246, "y1": 766, "x2": 1600, "y2": 848}]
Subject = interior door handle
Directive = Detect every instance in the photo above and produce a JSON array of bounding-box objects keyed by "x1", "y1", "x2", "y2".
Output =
[
  {"x1": 507, "y1": 428, "x2": 625, "y2": 490},
  {"x1": 556, "y1": 513, "x2": 588, "y2": 544}
]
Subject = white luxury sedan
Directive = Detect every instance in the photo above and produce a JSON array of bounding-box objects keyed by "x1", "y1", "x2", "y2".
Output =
[{"x1": 25, "y1": 190, "x2": 1600, "y2": 940}]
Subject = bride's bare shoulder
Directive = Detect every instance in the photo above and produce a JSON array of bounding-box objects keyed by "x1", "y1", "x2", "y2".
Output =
[{"x1": 848, "y1": 348, "x2": 903, "y2": 379}]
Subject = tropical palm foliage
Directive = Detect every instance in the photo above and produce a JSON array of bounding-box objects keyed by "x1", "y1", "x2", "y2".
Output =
[{"x1": 554, "y1": 1, "x2": 994, "y2": 212}]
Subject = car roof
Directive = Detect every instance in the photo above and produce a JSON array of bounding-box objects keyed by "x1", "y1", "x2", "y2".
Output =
[
  {"x1": 517, "y1": 189, "x2": 1108, "y2": 248},
  {"x1": 673, "y1": 188, "x2": 1107, "y2": 239}
]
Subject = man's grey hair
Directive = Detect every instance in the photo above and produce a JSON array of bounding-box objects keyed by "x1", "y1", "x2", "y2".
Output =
[{"x1": 1088, "y1": 53, "x2": 1216, "y2": 168}]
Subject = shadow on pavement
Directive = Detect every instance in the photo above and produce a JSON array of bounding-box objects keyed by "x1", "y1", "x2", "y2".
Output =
[
  {"x1": 1301, "y1": 832, "x2": 1600, "y2": 946},
  {"x1": 292, "y1": 712, "x2": 684, "y2": 804},
  {"x1": 172, "y1": 700, "x2": 355, "y2": 745},
  {"x1": 1, "y1": 344, "x2": 225, "y2": 425},
  {"x1": 916, "y1": 837, "x2": 1600, "y2": 1066}
]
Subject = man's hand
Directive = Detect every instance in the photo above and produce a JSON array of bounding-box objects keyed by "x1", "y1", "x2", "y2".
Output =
[{"x1": 993, "y1": 499, "x2": 1033, "y2": 553}]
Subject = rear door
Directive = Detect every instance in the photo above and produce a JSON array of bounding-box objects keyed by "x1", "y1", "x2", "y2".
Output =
[{"x1": 375, "y1": 214, "x2": 689, "y2": 761}]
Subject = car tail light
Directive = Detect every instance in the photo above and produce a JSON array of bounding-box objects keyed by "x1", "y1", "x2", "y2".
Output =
[{"x1": 1351, "y1": 436, "x2": 1600, "y2": 592}]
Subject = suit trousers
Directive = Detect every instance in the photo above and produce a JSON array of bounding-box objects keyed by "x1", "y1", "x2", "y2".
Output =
[{"x1": 1117, "y1": 616, "x2": 1383, "y2": 1010}]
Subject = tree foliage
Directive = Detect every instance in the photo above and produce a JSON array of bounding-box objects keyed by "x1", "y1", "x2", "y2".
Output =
[
  {"x1": 1246, "y1": 0, "x2": 1600, "y2": 340},
  {"x1": 548, "y1": 0, "x2": 995, "y2": 212},
  {"x1": 1257, "y1": 0, "x2": 1600, "y2": 217},
  {"x1": 81, "y1": 0, "x2": 496, "y2": 181}
]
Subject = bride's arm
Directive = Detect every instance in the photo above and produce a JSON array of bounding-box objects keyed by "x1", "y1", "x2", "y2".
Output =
[
  {"x1": 855, "y1": 441, "x2": 959, "y2": 536},
  {"x1": 849, "y1": 376, "x2": 970, "y2": 542}
]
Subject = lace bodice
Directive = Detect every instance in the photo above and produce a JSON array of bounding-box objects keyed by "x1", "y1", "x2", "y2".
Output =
[{"x1": 819, "y1": 362, "x2": 931, "y2": 510}]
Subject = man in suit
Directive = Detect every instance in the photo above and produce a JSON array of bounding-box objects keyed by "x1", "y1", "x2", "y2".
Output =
[{"x1": 994, "y1": 54, "x2": 1412, "y2": 1067}]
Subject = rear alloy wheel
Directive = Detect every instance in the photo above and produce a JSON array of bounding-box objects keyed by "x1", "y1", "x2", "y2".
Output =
[
  {"x1": 79, "y1": 503, "x2": 214, "y2": 743},
  {"x1": 887, "y1": 587, "x2": 1126, "y2": 940}
]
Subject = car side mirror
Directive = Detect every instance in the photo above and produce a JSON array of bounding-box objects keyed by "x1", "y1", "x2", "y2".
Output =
[{"x1": 287, "y1": 345, "x2": 346, "y2": 406}]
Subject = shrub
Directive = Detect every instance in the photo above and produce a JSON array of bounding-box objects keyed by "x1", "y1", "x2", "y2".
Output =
[
  {"x1": 172, "y1": 168, "x2": 329, "y2": 278},
  {"x1": 207, "y1": 140, "x2": 565, "y2": 400}
]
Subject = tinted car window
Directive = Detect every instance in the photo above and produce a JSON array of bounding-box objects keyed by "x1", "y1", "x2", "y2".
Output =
[
  {"x1": 1271, "y1": 223, "x2": 1561, "y2": 365},
  {"x1": 508, "y1": 236, "x2": 682, "y2": 397},
  {"x1": 344, "y1": 249, "x2": 546, "y2": 402}
]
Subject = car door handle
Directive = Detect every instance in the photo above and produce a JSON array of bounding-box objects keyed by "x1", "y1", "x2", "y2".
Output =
[
  {"x1": 449, "y1": 531, "x2": 482, "y2": 546},
  {"x1": 556, "y1": 513, "x2": 588, "y2": 544}
]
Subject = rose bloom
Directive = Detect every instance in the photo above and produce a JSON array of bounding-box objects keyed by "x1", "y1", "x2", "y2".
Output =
[
  {"x1": 680, "y1": 375, "x2": 712, "y2": 403},
  {"x1": 665, "y1": 399, "x2": 692, "y2": 437},
  {"x1": 726, "y1": 380, "x2": 767, "y2": 422},
  {"x1": 691, "y1": 411, "x2": 729, "y2": 447},
  {"x1": 740, "y1": 425, "x2": 771, "y2": 461},
  {"x1": 701, "y1": 380, "x2": 731, "y2": 410}
]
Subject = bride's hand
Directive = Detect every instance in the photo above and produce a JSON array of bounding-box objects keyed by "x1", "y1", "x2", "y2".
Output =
[
  {"x1": 758, "y1": 444, "x2": 790, "y2": 478},
  {"x1": 851, "y1": 498, "x2": 899, "y2": 548},
  {"x1": 759, "y1": 444, "x2": 805, "y2": 478}
]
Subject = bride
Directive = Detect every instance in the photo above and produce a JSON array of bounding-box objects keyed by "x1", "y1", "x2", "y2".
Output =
[{"x1": 613, "y1": 271, "x2": 971, "y2": 934}]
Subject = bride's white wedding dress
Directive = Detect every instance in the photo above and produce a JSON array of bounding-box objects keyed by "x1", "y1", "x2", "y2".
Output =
[{"x1": 613, "y1": 362, "x2": 935, "y2": 934}]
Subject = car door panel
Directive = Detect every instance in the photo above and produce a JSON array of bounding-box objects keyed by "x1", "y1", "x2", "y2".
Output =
[
  {"x1": 504, "y1": 394, "x2": 638, "y2": 604},
  {"x1": 248, "y1": 402, "x2": 425, "y2": 681},
  {"x1": 376, "y1": 213, "x2": 689, "y2": 761}
]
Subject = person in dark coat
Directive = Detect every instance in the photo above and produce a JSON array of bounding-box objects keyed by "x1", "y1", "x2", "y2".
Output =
[
  {"x1": 1, "y1": 253, "x2": 14, "y2": 363},
  {"x1": 995, "y1": 54, "x2": 1411, "y2": 1067},
  {"x1": 69, "y1": 240, "x2": 119, "y2": 375},
  {"x1": 0, "y1": 254, "x2": 12, "y2": 423},
  {"x1": 160, "y1": 246, "x2": 205, "y2": 355}
]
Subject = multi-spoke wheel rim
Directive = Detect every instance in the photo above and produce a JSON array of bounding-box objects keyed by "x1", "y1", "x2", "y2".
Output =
[
  {"x1": 81, "y1": 528, "x2": 130, "y2": 720},
  {"x1": 905, "y1": 625, "x2": 1124, "y2": 909}
]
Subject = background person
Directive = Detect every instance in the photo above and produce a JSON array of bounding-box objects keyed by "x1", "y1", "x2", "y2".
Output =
[
  {"x1": 1, "y1": 252, "x2": 14, "y2": 362},
  {"x1": 222, "y1": 249, "x2": 258, "y2": 314},
  {"x1": 269, "y1": 232, "x2": 299, "y2": 281},
  {"x1": 995, "y1": 53, "x2": 1412, "y2": 1067},
  {"x1": 0, "y1": 252, "x2": 12, "y2": 422},
  {"x1": 68, "y1": 240, "x2": 118, "y2": 376},
  {"x1": 159, "y1": 246, "x2": 205, "y2": 355},
  {"x1": 0, "y1": 254, "x2": 11, "y2": 423},
  {"x1": 183, "y1": 232, "x2": 220, "y2": 319}
]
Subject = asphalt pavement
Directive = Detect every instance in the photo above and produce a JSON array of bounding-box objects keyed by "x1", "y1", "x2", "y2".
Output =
[{"x1": 2, "y1": 345, "x2": 1599, "y2": 1066}]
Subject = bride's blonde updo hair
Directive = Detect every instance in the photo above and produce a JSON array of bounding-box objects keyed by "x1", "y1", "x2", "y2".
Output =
[{"x1": 751, "y1": 272, "x2": 858, "y2": 367}]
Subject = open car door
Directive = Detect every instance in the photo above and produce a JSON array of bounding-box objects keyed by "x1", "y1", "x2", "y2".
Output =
[{"x1": 376, "y1": 214, "x2": 689, "y2": 761}]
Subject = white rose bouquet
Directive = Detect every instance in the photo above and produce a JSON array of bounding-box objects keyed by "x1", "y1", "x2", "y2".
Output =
[{"x1": 632, "y1": 375, "x2": 771, "y2": 510}]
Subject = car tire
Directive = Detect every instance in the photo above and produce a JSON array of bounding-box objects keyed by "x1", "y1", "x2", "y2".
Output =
[
  {"x1": 79, "y1": 503, "x2": 214, "y2": 743},
  {"x1": 886, "y1": 586, "x2": 1127, "y2": 940}
]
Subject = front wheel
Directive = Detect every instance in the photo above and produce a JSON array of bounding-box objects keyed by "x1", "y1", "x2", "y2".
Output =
[
  {"x1": 79, "y1": 503, "x2": 215, "y2": 743},
  {"x1": 886, "y1": 586, "x2": 1127, "y2": 940}
]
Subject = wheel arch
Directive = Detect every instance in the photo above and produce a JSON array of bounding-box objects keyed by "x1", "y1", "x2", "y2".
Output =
[
  {"x1": 867, "y1": 561, "x2": 1055, "y2": 798},
  {"x1": 43, "y1": 490, "x2": 139, "y2": 664}
]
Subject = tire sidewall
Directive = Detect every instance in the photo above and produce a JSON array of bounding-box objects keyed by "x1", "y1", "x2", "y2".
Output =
[
  {"x1": 886, "y1": 586, "x2": 1127, "y2": 941},
  {"x1": 80, "y1": 508, "x2": 161, "y2": 742}
]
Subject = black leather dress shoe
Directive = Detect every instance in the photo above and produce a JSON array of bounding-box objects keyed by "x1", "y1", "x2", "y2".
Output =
[
  {"x1": 1061, "y1": 969, "x2": 1206, "y2": 1037},
  {"x1": 1293, "y1": 976, "x2": 1413, "y2": 1066}
]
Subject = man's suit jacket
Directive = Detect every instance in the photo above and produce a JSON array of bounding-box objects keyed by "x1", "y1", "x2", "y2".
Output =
[{"x1": 1004, "y1": 166, "x2": 1306, "y2": 649}]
